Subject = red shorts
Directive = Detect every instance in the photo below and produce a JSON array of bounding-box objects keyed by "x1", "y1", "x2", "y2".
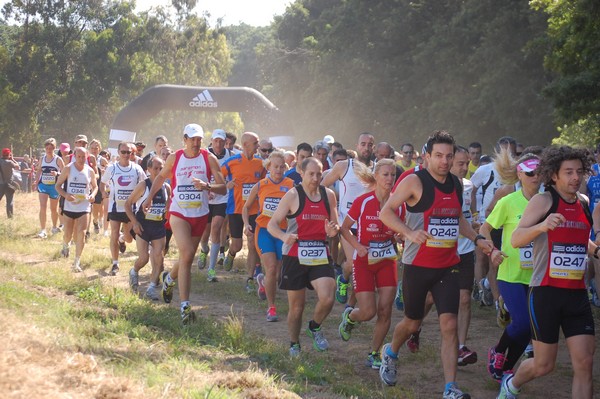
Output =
[
  {"x1": 169, "y1": 212, "x2": 208, "y2": 237},
  {"x1": 352, "y1": 259, "x2": 397, "y2": 293}
]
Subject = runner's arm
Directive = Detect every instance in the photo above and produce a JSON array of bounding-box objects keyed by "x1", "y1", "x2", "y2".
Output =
[
  {"x1": 321, "y1": 160, "x2": 345, "y2": 187},
  {"x1": 380, "y1": 174, "x2": 425, "y2": 242},
  {"x1": 88, "y1": 169, "x2": 98, "y2": 201},
  {"x1": 124, "y1": 180, "x2": 146, "y2": 224},
  {"x1": 511, "y1": 192, "x2": 558, "y2": 248},
  {"x1": 143, "y1": 153, "x2": 174, "y2": 211},
  {"x1": 55, "y1": 167, "x2": 70, "y2": 200},
  {"x1": 207, "y1": 153, "x2": 226, "y2": 195},
  {"x1": 339, "y1": 215, "x2": 368, "y2": 257},
  {"x1": 267, "y1": 188, "x2": 298, "y2": 245},
  {"x1": 242, "y1": 182, "x2": 259, "y2": 233}
]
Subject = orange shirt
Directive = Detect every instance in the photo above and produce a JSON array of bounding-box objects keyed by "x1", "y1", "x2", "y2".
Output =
[
  {"x1": 221, "y1": 153, "x2": 265, "y2": 214},
  {"x1": 255, "y1": 176, "x2": 295, "y2": 229}
]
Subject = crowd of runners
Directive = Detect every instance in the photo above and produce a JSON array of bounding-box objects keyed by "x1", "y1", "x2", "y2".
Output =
[{"x1": 16, "y1": 126, "x2": 600, "y2": 399}]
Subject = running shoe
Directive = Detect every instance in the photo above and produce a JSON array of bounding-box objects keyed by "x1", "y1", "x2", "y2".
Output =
[
  {"x1": 207, "y1": 268, "x2": 217, "y2": 282},
  {"x1": 145, "y1": 286, "x2": 159, "y2": 301},
  {"x1": 217, "y1": 252, "x2": 225, "y2": 266},
  {"x1": 406, "y1": 328, "x2": 421, "y2": 353},
  {"x1": 289, "y1": 343, "x2": 301, "y2": 357},
  {"x1": 110, "y1": 263, "x2": 119, "y2": 276},
  {"x1": 496, "y1": 297, "x2": 511, "y2": 329},
  {"x1": 37, "y1": 230, "x2": 47, "y2": 239},
  {"x1": 181, "y1": 304, "x2": 196, "y2": 325},
  {"x1": 394, "y1": 281, "x2": 404, "y2": 311},
  {"x1": 245, "y1": 277, "x2": 255, "y2": 294},
  {"x1": 197, "y1": 250, "x2": 208, "y2": 270},
  {"x1": 72, "y1": 262, "x2": 83, "y2": 273},
  {"x1": 266, "y1": 306, "x2": 278, "y2": 322},
  {"x1": 497, "y1": 373, "x2": 520, "y2": 399},
  {"x1": 159, "y1": 271, "x2": 175, "y2": 304},
  {"x1": 471, "y1": 281, "x2": 481, "y2": 302},
  {"x1": 256, "y1": 273, "x2": 266, "y2": 300},
  {"x1": 457, "y1": 346, "x2": 478, "y2": 366},
  {"x1": 480, "y1": 278, "x2": 494, "y2": 306},
  {"x1": 85, "y1": 231, "x2": 91, "y2": 243},
  {"x1": 335, "y1": 274, "x2": 349, "y2": 304},
  {"x1": 129, "y1": 268, "x2": 139, "y2": 291},
  {"x1": 61, "y1": 246, "x2": 69, "y2": 258},
  {"x1": 93, "y1": 222, "x2": 100, "y2": 235},
  {"x1": 379, "y1": 343, "x2": 397, "y2": 386},
  {"x1": 223, "y1": 253, "x2": 234, "y2": 271},
  {"x1": 118, "y1": 239, "x2": 126, "y2": 254},
  {"x1": 365, "y1": 351, "x2": 382, "y2": 369},
  {"x1": 306, "y1": 326, "x2": 329, "y2": 351},
  {"x1": 443, "y1": 383, "x2": 471, "y2": 399},
  {"x1": 338, "y1": 306, "x2": 355, "y2": 341},
  {"x1": 488, "y1": 346, "x2": 506, "y2": 382}
]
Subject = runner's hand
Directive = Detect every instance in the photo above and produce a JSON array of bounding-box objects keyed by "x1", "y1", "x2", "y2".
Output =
[
  {"x1": 226, "y1": 178, "x2": 236, "y2": 190},
  {"x1": 324, "y1": 219, "x2": 339, "y2": 237},
  {"x1": 489, "y1": 248, "x2": 507, "y2": 267},
  {"x1": 356, "y1": 245, "x2": 368, "y2": 258},
  {"x1": 132, "y1": 221, "x2": 144, "y2": 236},
  {"x1": 283, "y1": 233, "x2": 298, "y2": 246},
  {"x1": 541, "y1": 213, "x2": 566, "y2": 232},
  {"x1": 142, "y1": 198, "x2": 152, "y2": 213},
  {"x1": 406, "y1": 229, "x2": 432, "y2": 245},
  {"x1": 244, "y1": 224, "x2": 254, "y2": 237}
]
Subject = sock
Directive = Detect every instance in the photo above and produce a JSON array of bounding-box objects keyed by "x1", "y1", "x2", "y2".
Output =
[
  {"x1": 181, "y1": 300, "x2": 190, "y2": 309},
  {"x1": 148, "y1": 282, "x2": 157, "y2": 288},
  {"x1": 220, "y1": 246, "x2": 225, "y2": 254},
  {"x1": 74, "y1": 257, "x2": 80, "y2": 266},
  {"x1": 308, "y1": 320, "x2": 321, "y2": 331},
  {"x1": 385, "y1": 345, "x2": 398, "y2": 359},
  {"x1": 112, "y1": 260, "x2": 118, "y2": 266},
  {"x1": 459, "y1": 344, "x2": 465, "y2": 350},
  {"x1": 228, "y1": 251, "x2": 236, "y2": 259},
  {"x1": 201, "y1": 242, "x2": 209, "y2": 253},
  {"x1": 208, "y1": 242, "x2": 220, "y2": 270},
  {"x1": 444, "y1": 382, "x2": 456, "y2": 392},
  {"x1": 290, "y1": 341, "x2": 299, "y2": 348},
  {"x1": 507, "y1": 376, "x2": 520, "y2": 393},
  {"x1": 346, "y1": 312, "x2": 356, "y2": 324},
  {"x1": 63, "y1": 242, "x2": 68, "y2": 250}
]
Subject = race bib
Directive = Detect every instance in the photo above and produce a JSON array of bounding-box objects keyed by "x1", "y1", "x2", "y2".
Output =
[
  {"x1": 41, "y1": 173, "x2": 56, "y2": 185},
  {"x1": 298, "y1": 240, "x2": 329, "y2": 266},
  {"x1": 261, "y1": 197, "x2": 280, "y2": 218},
  {"x1": 176, "y1": 185, "x2": 203, "y2": 209},
  {"x1": 426, "y1": 216, "x2": 459, "y2": 248},
  {"x1": 242, "y1": 183, "x2": 254, "y2": 201},
  {"x1": 116, "y1": 189, "x2": 133, "y2": 209},
  {"x1": 519, "y1": 242, "x2": 534, "y2": 269},
  {"x1": 145, "y1": 204, "x2": 165, "y2": 221},
  {"x1": 68, "y1": 182, "x2": 88, "y2": 203},
  {"x1": 367, "y1": 240, "x2": 397, "y2": 265},
  {"x1": 549, "y1": 242, "x2": 587, "y2": 280}
]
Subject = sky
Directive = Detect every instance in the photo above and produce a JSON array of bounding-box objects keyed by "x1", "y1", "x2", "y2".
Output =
[{"x1": 135, "y1": 0, "x2": 290, "y2": 26}]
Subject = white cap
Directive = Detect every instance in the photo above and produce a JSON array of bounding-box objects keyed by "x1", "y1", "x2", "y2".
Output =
[
  {"x1": 212, "y1": 129, "x2": 226, "y2": 141},
  {"x1": 323, "y1": 134, "x2": 334, "y2": 144},
  {"x1": 183, "y1": 123, "x2": 204, "y2": 138}
]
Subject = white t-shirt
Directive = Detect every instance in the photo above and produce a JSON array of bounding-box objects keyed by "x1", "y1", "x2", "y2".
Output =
[
  {"x1": 470, "y1": 163, "x2": 502, "y2": 222},
  {"x1": 102, "y1": 162, "x2": 146, "y2": 213}
]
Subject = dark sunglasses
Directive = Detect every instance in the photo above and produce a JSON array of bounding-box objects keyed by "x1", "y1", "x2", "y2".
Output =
[
  {"x1": 260, "y1": 148, "x2": 274, "y2": 153},
  {"x1": 120, "y1": 150, "x2": 132, "y2": 155},
  {"x1": 524, "y1": 171, "x2": 537, "y2": 177}
]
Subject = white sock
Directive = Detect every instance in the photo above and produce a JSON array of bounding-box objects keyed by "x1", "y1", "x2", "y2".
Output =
[{"x1": 208, "y1": 242, "x2": 220, "y2": 270}]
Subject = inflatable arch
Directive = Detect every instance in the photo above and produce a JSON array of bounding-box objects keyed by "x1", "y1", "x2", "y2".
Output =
[{"x1": 108, "y1": 85, "x2": 281, "y2": 150}]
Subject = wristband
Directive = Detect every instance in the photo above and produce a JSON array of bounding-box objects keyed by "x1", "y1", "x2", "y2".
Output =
[
  {"x1": 206, "y1": 183, "x2": 212, "y2": 191},
  {"x1": 594, "y1": 246, "x2": 600, "y2": 259},
  {"x1": 473, "y1": 234, "x2": 486, "y2": 246}
]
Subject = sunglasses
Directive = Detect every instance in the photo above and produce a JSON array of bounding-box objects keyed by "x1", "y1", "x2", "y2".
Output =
[
  {"x1": 120, "y1": 150, "x2": 132, "y2": 155},
  {"x1": 260, "y1": 148, "x2": 274, "y2": 153},
  {"x1": 524, "y1": 171, "x2": 537, "y2": 177}
]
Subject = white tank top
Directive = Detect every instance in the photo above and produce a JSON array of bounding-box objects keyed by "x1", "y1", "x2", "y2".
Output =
[
  {"x1": 63, "y1": 163, "x2": 94, "y2": 213},
  {"x1": 170, "y1": 149, "x2": 211, "y2": 218},
  {"x1": 40, "y1": 154, "x2": 60, "y2": 185},
  {"x1": 458, "y1": 178, "x2": 475, "y2": 255},
  {"x1": 102, "y1": 162, "x2": 146, "y2": 213},
  {"x1": 338, "y1": 158, "x2": 369, "y2": 225},
  {"x1": 208, "y1": 147, "x2": 231, "y2": 205}
]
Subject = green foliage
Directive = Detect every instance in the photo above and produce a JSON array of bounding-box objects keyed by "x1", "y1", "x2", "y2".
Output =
[{"x1": 552, "y1": 116, "x2": 600, "y2": 148}]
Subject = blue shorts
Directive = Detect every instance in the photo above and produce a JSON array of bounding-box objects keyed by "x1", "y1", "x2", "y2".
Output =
[
  {"x1": 255, "y1": 226, "x2": 283, "y2": 260},
  {"x1": 38, "y1": 183, "x2": 59, "y2": 199}
]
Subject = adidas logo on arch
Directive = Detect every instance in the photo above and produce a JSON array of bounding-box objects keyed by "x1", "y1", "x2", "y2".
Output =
[{"x1": 189, "y1": 90, "x2": 218, "y2": 108}]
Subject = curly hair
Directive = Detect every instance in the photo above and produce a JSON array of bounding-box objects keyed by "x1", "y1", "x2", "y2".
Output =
[{"x1": 538, "y1": 146, "x2": 593, "y2": 187}]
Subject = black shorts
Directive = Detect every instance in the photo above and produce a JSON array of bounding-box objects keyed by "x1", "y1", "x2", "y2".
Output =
[
  {"x1": 108, "y1": 211, "x2": 130, "y2": 223},
  {"x1": 229, "y1": 213, "x2": 256, "y2": 239},
  {"x1": 528, "y1": 286, "x2": 594, "y2": 344},
  {"x1": 62, "y1": 210, "x2": 89, "y2": 220},
  {"x1": 208, "y1": 203, "x2": 227, "y2": 223},
  {"x1": 491, "y1": 228, "x2": 503, "y2": 250},
  {"x1": 457, "y1": 251, "x2": 475, "y2": 291},
  {"x1": 139, "y1": 223, "x2": 166, "y2": 242},
  {"x1": 402, "y1": 263, "x2": 460, "y2": 320},
  {"x1": 279, "y1": 255, "x2": 335, "y2": 290},
  {"x1": 94, "y1": 190, "x2": 103, "y2": 205}
]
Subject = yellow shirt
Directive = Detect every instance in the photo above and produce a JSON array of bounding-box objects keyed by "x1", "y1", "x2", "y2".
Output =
[{"x1": 466, "y1": 161, "x2": 479, "y2": 179}]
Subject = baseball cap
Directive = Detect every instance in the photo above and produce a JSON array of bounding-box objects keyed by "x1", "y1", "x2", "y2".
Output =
[
  {"x1": 323, "y1": 134, "x2": 334, "y2": 145},
  {"x1": 74, "y1": 134, "x2": 88, "y2": 144},
  {"x1": 60, "y1": 143, "x2": 71, "y2": 154},
  {"x1": 183, "y1": 123, "x2": 204, "y2": 138},
  {"x1": 212, "y1": 129, "x2": 226, "y2": 141},
  {"x1": 2, "y1": 148, "x2": 11, "y2": 157}
]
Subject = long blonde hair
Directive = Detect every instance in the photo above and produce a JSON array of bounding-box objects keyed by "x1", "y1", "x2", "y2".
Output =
[{"x1": 494, "y1": 147, "x2": 540, "y2": 185}]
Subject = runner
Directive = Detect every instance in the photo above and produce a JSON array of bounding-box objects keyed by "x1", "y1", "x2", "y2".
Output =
[
  {"x1": 55, "y1": 147, "x2": 97, "y2": 272},
  {"x1": 267, "y1": 157, "x2": 340, "y2": 356},
  {"x1": 377, "y1": 131, "x2": 493, "y2": 399},
  {"x1": 141, "y1": 135, "x2": 168, "y2": 172},
  {"x1": 125, "y1": 156, "x2": 171, "y2": 301},
  {"x1": 220, "y1": 132, "x2": 266, "y2": 292},
  {"x1": 284, "y1": 142, "x2": 313, "y2": 185},
  {"x1": 497, "y1": 145, "x2": 596, "y2": 399},
  {"x1": 322, "y1": 132, "x2": 375, "y2": 306},
  {"x1": 197, "y1": 129, "x2": 232, "y2": 282},
  {"x1": 337, "y1": 158, "x2": 398, "y2": 370},
  {"x1": 34, "y1": 138, "x2": 64, "y2": 238},
  {"x1": 466, "y1": 142, "x2": 482, "y2": 179},
  {"x1": 243, "y1": 151, "x2": 294, "y2": 322},
  {"x1": 101, "y1": 142, "x2": 146, "y2": 275},
  {"x1": 143, "y1": 123, "x2": 226, "y2": 324},
  {"x1": 479, "y1": 150, "x2": 542, "y2": 382}
]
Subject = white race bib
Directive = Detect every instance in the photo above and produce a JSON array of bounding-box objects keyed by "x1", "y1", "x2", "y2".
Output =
[
  {"x1": 145, "y1": 204, "x2": 165, "y2": 221},
  {"x1": 41, "y1": 173, "x2": 56, "y2": 185},
  {"x1": 519, "y1": 242, "x2": 534, "y2": 269},
  {"x1": 242, "y1": 183, "x2": 254, "y2": 201},
  {"x1": 298, "y1": 240, "x2": 329, "y2": 266},
  {"x1": 261, "y1": 197, "x2": 280, "y2": 218},
  {"x1": 426, "y1": 216, "x2": 459, "y2": 248},
  {"x1": 549, "y1": 242, "x2": 587, "y2": 280},
  {"x1": 367, "y1": 240, "x2": 397, "y2": 265},
  {"x1": 176, "y1": 185, "x2": 203, "y2": 209}
]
